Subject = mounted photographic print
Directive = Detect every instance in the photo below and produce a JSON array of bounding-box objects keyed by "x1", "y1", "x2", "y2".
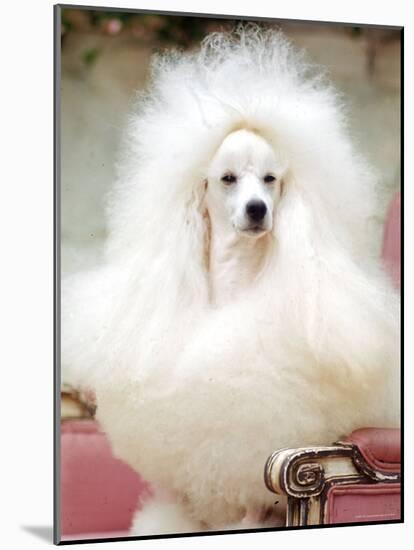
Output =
[{"x1": 54, "y1": 4, "x2": 403, "y2": 544}]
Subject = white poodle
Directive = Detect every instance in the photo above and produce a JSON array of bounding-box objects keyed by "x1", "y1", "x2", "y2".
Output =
[{"x1": 62, "y1": 26, "x2": 400, "y2": 535}]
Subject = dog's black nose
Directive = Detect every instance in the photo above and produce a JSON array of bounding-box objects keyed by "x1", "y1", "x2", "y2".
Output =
[{"x1": 246, "y1": 200, "x2": 267, "y2": 222}]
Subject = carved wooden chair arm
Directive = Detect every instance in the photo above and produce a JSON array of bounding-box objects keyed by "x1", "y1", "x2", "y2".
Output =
[{"x1": 264, "y1": 430, "x2": 401, "y2": 526}]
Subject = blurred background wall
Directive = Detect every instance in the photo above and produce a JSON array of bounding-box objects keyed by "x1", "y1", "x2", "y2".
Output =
[{"x1": 60, "y1": 9, "x2": 401, "y2": 276}]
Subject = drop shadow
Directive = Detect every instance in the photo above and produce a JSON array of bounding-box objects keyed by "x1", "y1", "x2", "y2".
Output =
[{"x1": 21, "y1": 525, "x2": 54, "y2": 543}]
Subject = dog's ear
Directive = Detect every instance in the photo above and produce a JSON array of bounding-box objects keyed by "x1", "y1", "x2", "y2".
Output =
[
  {"x1": 279, "y1": 177, "x2": 285, "y2": 199},
  {"x1": 199, "y1": 178, "x2": 209, "y2": 214},
  {"x1": 200, "y1": 179, "x2": 211, "y2": 272}
]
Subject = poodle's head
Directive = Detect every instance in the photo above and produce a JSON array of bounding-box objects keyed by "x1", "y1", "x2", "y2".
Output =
[
  {"x1": 106, "y1": 25, "x2": 380, "y2": 308},
  {"x1": 205, "y1": 129, "x2": 286, "y2": 239}
]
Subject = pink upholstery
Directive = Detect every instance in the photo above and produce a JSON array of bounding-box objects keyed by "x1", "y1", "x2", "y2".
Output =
[
  {"x1": 60, "y1": 420, "x2": 151, "y2": 537},
  {"x1": 326, "y1": 483, "x2": 401, "y2": 524},
  {"x1": 344, "y1": 428, "x2": 400, "y2": 473},
  {"x1": 382, "y1": 192, "x2": 401, "y2": 288},
  {"x1": 329, "y1": 427, "x2": 401, "y2": 524}
]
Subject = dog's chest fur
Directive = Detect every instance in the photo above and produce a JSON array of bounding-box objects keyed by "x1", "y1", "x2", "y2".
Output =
[{"x1": 208, "y1": 227, "x2": 271, "y2": 306}]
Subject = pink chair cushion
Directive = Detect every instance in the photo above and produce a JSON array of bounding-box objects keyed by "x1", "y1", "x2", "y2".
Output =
[
  {"x1": 326, "y1": 483, "x2": 401, "y2": 524},
  {"x1": 382, "y1": 192, "x2": 401, "y2": 288},
  {"x1": 329, "y1": 428, "x2": 401, "y2": 524},
  {"x1": 344, "y1": 428, "x2": 400, "y2": 473},
  {"x1": 60, "y1": 420, "x2": 151, "y2": 537}
]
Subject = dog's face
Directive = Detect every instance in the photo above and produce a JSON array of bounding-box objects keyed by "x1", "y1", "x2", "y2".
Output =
[{"x1": 206, "y1": 129, "x2": 284, "y2": 238}]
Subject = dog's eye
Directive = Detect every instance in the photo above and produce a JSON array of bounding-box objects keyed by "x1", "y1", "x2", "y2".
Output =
[
  {"x1": 264, "y1": 174, "x2": 276, "y2": 184},
  {"x1": 221, "y1": 173, "x2": 237, "y2": 185}
]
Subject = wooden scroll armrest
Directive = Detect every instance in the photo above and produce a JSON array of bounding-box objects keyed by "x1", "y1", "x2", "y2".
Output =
[{"x1": 264, "y1": 441, "x2": 400, "y2": 526}]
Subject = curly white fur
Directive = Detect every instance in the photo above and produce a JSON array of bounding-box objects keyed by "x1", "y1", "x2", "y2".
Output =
[{"x1": 62, "y1": 25, "x2": 400, "y2": 534}]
